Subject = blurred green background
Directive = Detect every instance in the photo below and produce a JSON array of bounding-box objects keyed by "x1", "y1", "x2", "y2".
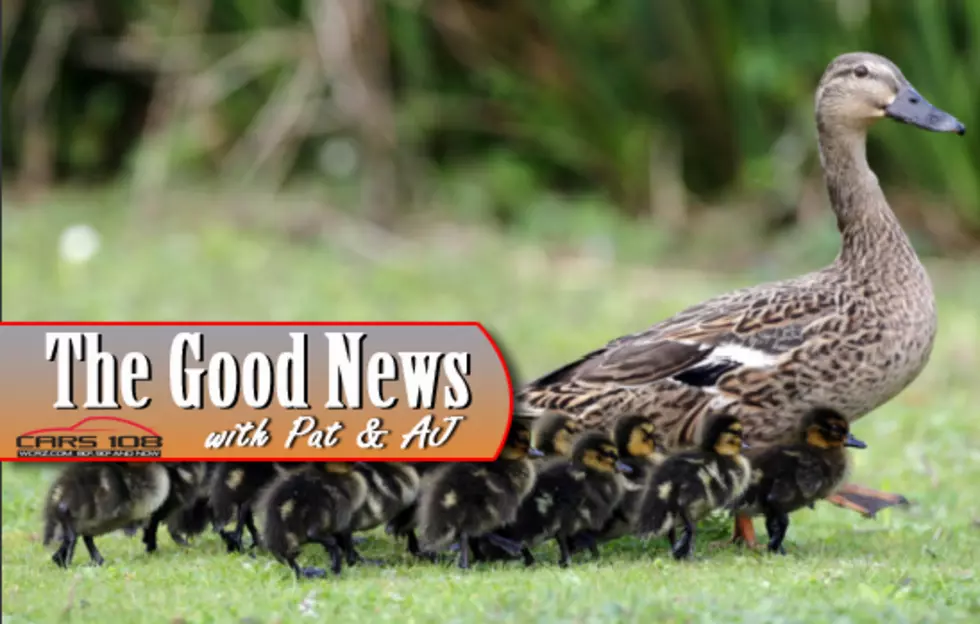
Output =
[{"x1": 3, "y1": 0, "x2": 980, "y2": 254}]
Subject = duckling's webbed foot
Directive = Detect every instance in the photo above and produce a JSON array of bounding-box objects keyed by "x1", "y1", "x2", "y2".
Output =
[
  {"x1": 300, "y1": 566, "x2": 329, "y2": 579},
  {"x1": 219, "y1": 504, "x2": 253, "y2": 553},
  {"x1": 827, "y1": 483, "x2": 910, "y2": 519},
  {"x1": 83, "y1": 535, "x2": 105, "y2": 566},
  {"x1": 764, "y1": 511, "x2": 790, "y2": 555},
  {"x1": 483, "y1": 533, "x2": 524, "y2": 557},
  {"x1": 731, "y1": 514, "x2": 758, "y2": 549},
  {"x1": 338, "y1": 533, "x2": 383, "y2": 567},
  {"x1": 671, "y1": 511, "x2": 696, "y2": 560}
]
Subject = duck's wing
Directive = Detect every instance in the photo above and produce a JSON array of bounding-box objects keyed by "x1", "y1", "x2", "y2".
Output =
[{"x1": 516, "y1": 279, "x2": 844, "y2": 415}]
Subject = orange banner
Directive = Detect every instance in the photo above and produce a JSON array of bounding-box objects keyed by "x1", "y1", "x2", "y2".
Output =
[{"x1": 0, "y1": 322, "x2": 514, "y2": 461}]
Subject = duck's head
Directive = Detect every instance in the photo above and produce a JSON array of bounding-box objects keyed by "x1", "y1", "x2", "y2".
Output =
[
  {"x1": 613, "y1": 414, "x2": 661, "y2": 459},
  {"x1": 533, "y1": 412, "x2": 583, "y2": 457},
  {"x1": 698, "y1": 413, "x2": 746, "y2": 457},
  {"x1": 573, "y1": 431, "x2": 632, "y2": 475},
  {"x1": 499, "y1": 418, "x2": 543, "y2": 460},
  {"x1": 802, "y1": 408, "x2": 868, "y2": 450},
  {"x1": 816, "y1": 52, "x2": 964, "y2": 136}
]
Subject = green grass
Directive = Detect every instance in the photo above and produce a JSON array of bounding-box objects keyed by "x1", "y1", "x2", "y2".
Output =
[{"x1": 3, "y1": 190, "x2": 980, "y2": 623}]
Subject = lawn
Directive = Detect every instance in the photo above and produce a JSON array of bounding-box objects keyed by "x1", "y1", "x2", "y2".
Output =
[{"x1": 2, "y1": 191, "x2": 980, "y2": 623}]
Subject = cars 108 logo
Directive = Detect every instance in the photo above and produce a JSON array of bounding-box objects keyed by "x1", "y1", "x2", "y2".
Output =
[{"x1": 15, "y1": 416, "x2": 164, "y2": 458}]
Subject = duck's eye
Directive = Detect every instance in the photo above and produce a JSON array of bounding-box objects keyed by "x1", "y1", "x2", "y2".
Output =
[{"x1": 854, "y1": 65, "x2": 869, "y2": 78}]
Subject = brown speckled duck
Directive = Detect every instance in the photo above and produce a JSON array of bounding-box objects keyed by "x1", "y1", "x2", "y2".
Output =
[{"x1": 515, "y1": 52, "x2": 965, "y2": 547}]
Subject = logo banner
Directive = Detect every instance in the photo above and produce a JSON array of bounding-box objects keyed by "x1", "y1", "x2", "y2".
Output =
[{"x1": 0, "y1": 322, "x2": 514, "y2": 461}]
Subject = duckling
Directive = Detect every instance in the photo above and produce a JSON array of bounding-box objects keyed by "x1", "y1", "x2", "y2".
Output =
[
  {"x1": 491, "y1": 430, "x2": 631, "y2": 567},
  {"x1": 474, "y1": 412, "x2": 585, "y2": 563},
  {"x1": 730, "y1": 408, "x2": 868, "y2": 554},
  {"x1": 532, "y1": 412, "x2": 584, "y2": 460},
  {"x1": 336, "y1": 462, "x2": 421, "y2": 566},
  {"x1": 139, "y1": 462, "x2": 211, "y2": 553},
  {"x1": 42, "y1": 462, "x2": 171, "y2": 568},
  {"x1": 569, "y1": 414, "x2": 666, "y2": 553},
  {"x1": 384, "y1": 462, "x2": 442, "y2": 562},
  {"x1": 210, "y1": 461, "x2": 298, "y2": 552},
  {"x1": 256, "y1": 461, "x2": 368, "y2": 579},
  {"x1": 164, "y1": 462, "x2": 219, "y2": 545},
  {"x1": 416, "y1": 419, "x2": 541, "y2": 569},
  {"x1": 636, "y1": 413, "x2": 752, "y2": 560}
]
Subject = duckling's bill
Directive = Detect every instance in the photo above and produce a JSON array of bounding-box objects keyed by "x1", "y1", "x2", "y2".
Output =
[
  {"x1": 843, "y1": 433, "x2": 867, "y2": 449},
  {"x1": 614, "y1": 461, "x2": 633, "y2": 474}
]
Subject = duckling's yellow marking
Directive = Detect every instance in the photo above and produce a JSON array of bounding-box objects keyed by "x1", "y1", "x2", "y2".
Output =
[
  {"x1": 279, "y1": 499, "x2": 295, "y2": 519},
  {"x1": 658, "y1": 482, "x2": 673, "y2": 500},
  {"x1": 571, "y1": 470, "x2": 587, "y2": 482},
  {"x1": 441, "y1": 491, "x2": 458, "y2": 509},
  {"x1": 752, "y1": 469, "x2": 764, "y2": 483},
  {"x1": 227, "y1": 469, "x2": 244, "y2": 489},
  {"x1": 50, "y1": 485, "x2": 63, "y2": 503}
]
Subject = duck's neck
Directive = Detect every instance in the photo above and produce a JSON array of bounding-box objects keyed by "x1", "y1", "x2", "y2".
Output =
[{"x1": 817, "y1": 123, "x2": 920, "y2": 273}]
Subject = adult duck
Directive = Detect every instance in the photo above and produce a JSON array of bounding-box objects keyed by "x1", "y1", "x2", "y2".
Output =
[{"x1": 515, "y1": 52, "x2": 965, "y2": 547}]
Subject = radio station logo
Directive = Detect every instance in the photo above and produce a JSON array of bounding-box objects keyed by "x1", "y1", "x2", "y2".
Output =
[{"x1": 16, "y1": 416, "x2": 164, "y2": 459}]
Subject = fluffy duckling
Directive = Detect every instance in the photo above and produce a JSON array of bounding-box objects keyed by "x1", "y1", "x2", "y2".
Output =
[
  {"x1": 257, "y1": 461, "x2": 368, "y2": 579},
  {"x1": 210, "y1": 461, "x2": 298, "y2": 552},
  {"x1": 492, "y1": 430, "x2": 631, "y2": 567},
  {"x1": 140, "y1": 462, "x2": 212, "y2": 553},
  {"x1": 416, "y1": 419, "x2": 541, "y2": 569},
  {"x1": 570, "y1": 414, "x2": 666, "y2": 553},
  {"x1": 475, "y1": 412, "x2": 586, "y2": 563},
  {"x1": 636, "y1": 413, "x2": 752, "y2": 560},
  {"x1": 384, "y1": 462, "x2": 443, "y2": 562},
  {"x1": 42, "y1": 462, "x2": 170, "y2": 568},
  {"x1": 532, "y1": 412, "x2": 584, "y2": 460},
  {"x1": 731, "y1": 407, "x2": 868, "y2": 554},
  {"x1": 164, "y1": 462, "x2": 219, "y2": 545},
  {"x1": 338, "y1": 462, "x2": 421, "y2": 566}
]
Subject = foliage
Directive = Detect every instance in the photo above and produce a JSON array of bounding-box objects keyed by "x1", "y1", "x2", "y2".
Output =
[{"x1": 2, "y1": 0, "x2": 979, "y2": 238}]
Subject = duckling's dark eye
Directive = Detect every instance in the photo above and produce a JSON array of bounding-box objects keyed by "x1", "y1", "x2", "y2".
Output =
[{"x1": 854, "y1": 65, "x2": 869, "y2": 78}]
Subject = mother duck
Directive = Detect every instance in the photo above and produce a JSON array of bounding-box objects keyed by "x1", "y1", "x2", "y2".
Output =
[{"x1": 515, "y1": 52, "x2": 966, "y2": 547}]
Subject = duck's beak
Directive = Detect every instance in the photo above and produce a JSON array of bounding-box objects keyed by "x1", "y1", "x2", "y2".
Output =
[
  {"x1": 741, "y1": 441, "x2": 751, "y2": 450},
  {"x1": 614, "y1": 460, "x2": 633, "y2": 474},
  {"x1": 885, "y1": 85, "x2": 965, "y2": 135},
  {"x1": 527, "y1": 447, "x2": 545, "y2": 458},
  {"x1": 843, "y1": 433, "x2": 867, "y2": 449}
]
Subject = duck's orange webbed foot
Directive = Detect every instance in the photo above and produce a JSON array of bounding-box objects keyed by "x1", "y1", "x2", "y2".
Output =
[
  {"x1": 826, "y1": 483, "x2": 910, "y2": 519},
  {"x1": 730, "y1": 513, "x2": 759, "y2": 549}
]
